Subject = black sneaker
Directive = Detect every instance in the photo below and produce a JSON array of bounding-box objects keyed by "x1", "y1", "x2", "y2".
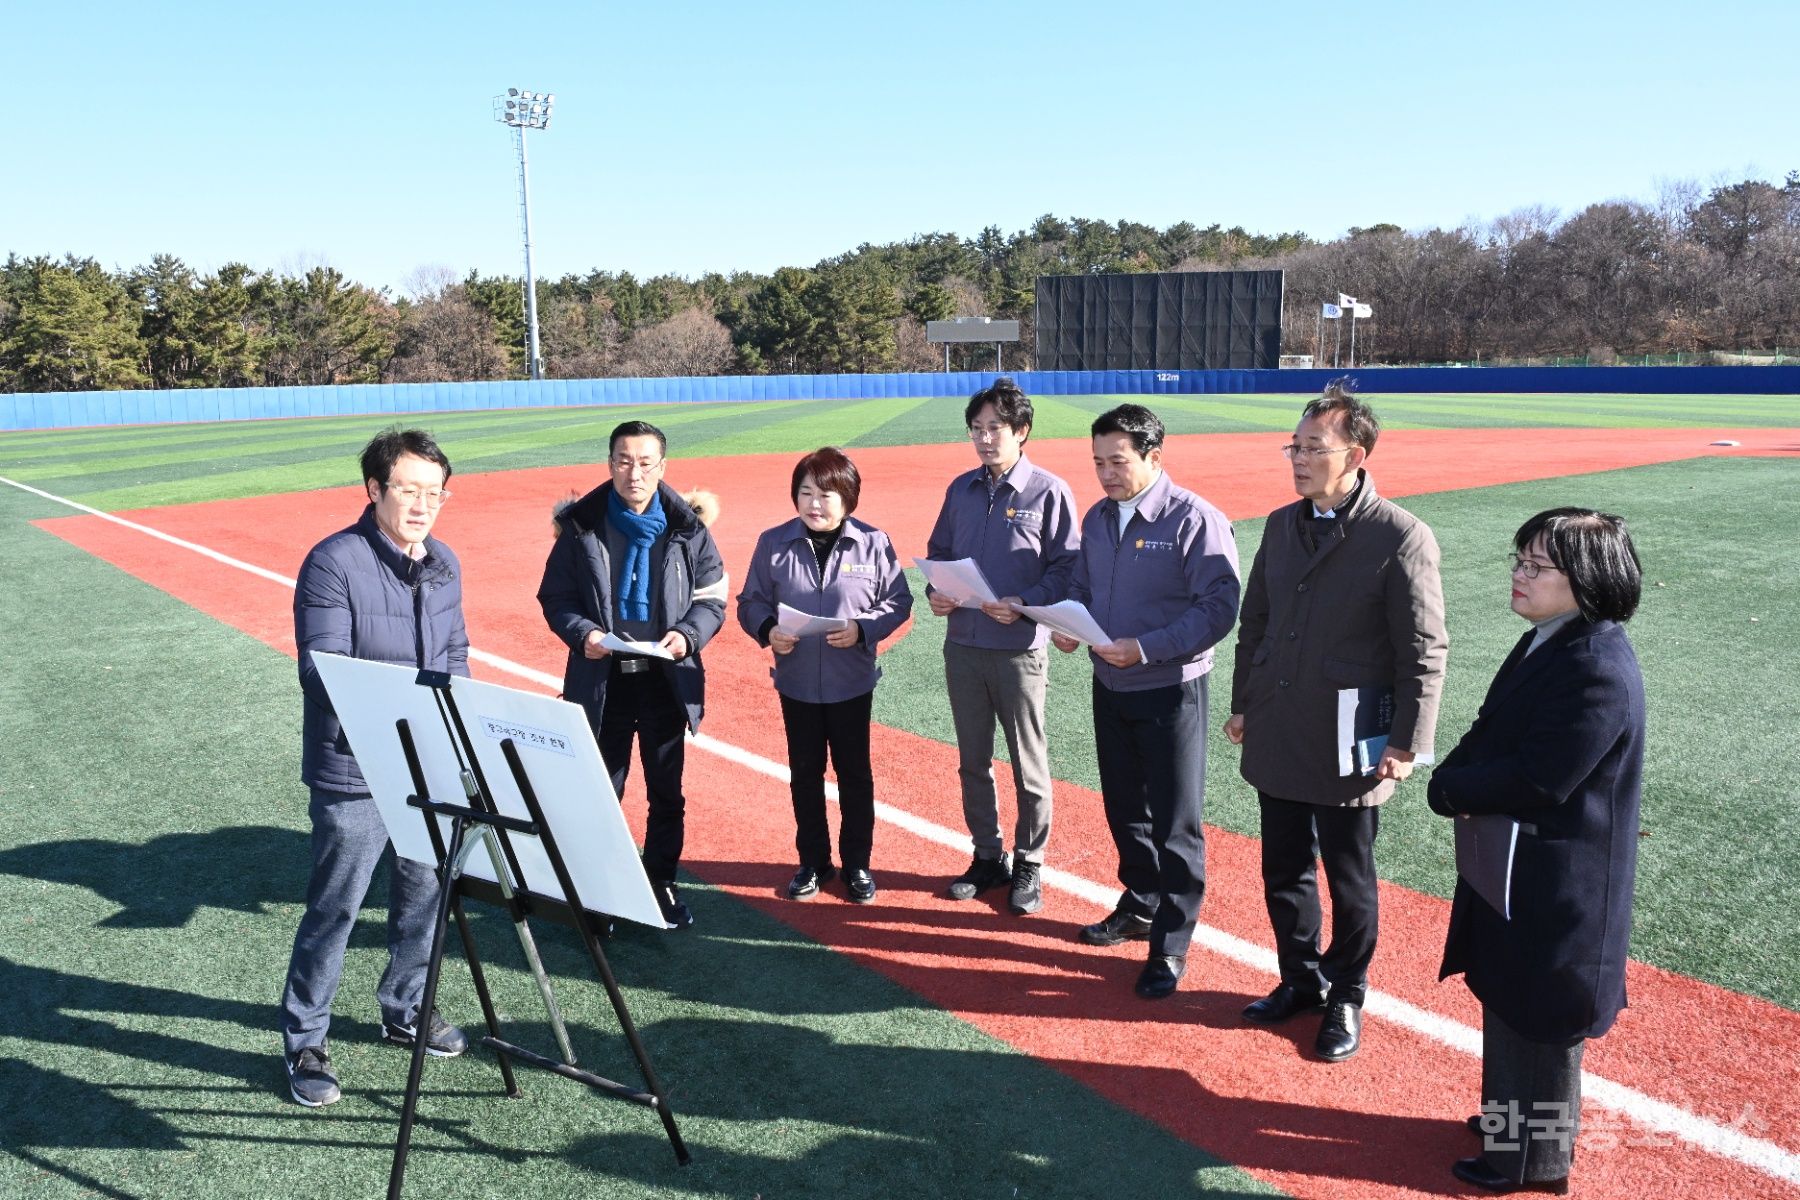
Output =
[
  {"x1": 382, "y1": 1009, "x2": 469, "y2": 1057},
  {"x1": 946, "y1": 853, "x2": 1011, "y2": 900},
  {"x1": 655, "y1": 880, "x2": 695, "y2": 928},
  {"x1": 286, "y1": 1045, "x2": 342, "y2": 1108},
  {"x1": 845, "y1": 868, "x2": 878, "y2": 904},
  {"x1": 787, "y1": 865, "x2": 837, "y2": 900},
  {"x1": 1008, "y1": 859, "x2": 1044, "y2": 915}
]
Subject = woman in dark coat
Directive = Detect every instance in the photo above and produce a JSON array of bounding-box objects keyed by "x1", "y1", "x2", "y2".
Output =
[{"x1": 1428, "y1": 508, "x2": 1646, "y2": 1195}]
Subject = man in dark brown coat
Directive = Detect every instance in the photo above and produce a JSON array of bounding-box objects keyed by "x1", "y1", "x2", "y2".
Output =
[{"x1": 1224, "y1": 381, "x2": 1447, "y2": 1062}]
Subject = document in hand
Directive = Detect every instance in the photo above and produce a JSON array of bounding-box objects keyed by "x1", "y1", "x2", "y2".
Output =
[
  {"x1": 601, "y1": 632, "x2": 675, "y2": 660},
  {"x1": 776, "y1": 602, "x2": 853, "y2": 637},
  {"x1": 1454, "y1": 814, "x2": 1521, "y2": 920},
  {"x1": 1009, "y1": 600, "x2": 1111, "y2": 647},
  {"x1": 1335, "y1": 685, "x2": 1436, "y2": 776},
  {"x1": 1336, "y1": 685, "x2": 1394, "y2": 776},
  {"x1": 912, "y1": 557, "x2": 998, "y2": 608}
]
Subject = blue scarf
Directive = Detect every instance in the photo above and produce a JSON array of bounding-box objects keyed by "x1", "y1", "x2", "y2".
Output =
[{"x1": 607, "y1": 488, "x2": 667, "y2": 622}]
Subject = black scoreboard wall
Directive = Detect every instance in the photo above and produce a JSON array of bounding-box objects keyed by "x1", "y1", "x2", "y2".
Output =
[{"x1": 1033, "y1": 270, "x2": 1284, "y2": 371}]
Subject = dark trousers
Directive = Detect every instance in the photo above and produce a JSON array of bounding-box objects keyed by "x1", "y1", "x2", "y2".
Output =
[
  {"x1": 1257, "y1": 791, "x2": 1380, "y2": 1006},
  {"x1": 592, "y1": 664, "x2": 688, "y2": 882},
  {"x1": 780, "y1": 690, "x2": 875, "y2": 871},
  {"x1": 1092, "y1": 675, "x2": 1208, "y2": 958},
  {"x1": 1479, "y1": 1006, "x2": 1585, "y2": 1184},
  {"x1": 280, "y1": 787, "x2": 439, "y2": 1054}
]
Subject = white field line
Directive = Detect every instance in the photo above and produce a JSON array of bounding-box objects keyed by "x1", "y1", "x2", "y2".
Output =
[{"x1": 8, "y1": 473, "x2": 1797, "y2": 1188}]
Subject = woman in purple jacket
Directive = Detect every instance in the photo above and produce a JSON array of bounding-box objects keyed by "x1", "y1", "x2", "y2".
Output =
[{"x1": 737, "y1": 447, "x2": 914, "y2": 903}]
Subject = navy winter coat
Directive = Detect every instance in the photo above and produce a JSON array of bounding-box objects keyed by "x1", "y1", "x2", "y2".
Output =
[
  {"x1": 537, "y1": 481, "x2": 727, "y2": 732},
  {"x1": 296, "y1": 506, "x2": 470, "y2": 793},
  {"x1": 1430, "y1": 617, "x2": 1645, "y2": 1042}
]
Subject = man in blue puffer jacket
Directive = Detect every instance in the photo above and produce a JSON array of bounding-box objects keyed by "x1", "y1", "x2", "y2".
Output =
[{"x1": 278, "y1": 428, "x2": 471, "y2": 1108}]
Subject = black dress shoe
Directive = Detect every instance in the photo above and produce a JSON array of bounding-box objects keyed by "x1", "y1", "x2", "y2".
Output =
[
  {"x1": 1080, "y1": 908, "x2": 1154, "y2": 946},
  {"x1": 1451, "y1": 1156, "x2": 1569, "y2": 1194},
  {"x1": 844, "y1": 868, "x2": 877, "y2": 904},
  {"x1": 1314, "y1": 999, "x2": 1362, "y2": 1061},
  {"x1": 787, "y1": 865, "x2": 836, "y2": 900},
  {"x1": 1242, "y1": 982, "x2": 1329, "y2": 1024},
  {"x1": 653, "y1": 880, "x2": 694, "y2": 929},
  {"x1": 1134, "y1": 954, "x2": 1186, "y2": 999}
]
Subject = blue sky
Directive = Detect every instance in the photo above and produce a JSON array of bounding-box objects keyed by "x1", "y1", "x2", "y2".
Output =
[{"x1": 5, "y1": 0, "x2": 1793, "y2": 293}]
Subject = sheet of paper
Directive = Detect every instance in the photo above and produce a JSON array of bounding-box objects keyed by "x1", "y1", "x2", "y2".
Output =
[
  {"x1": 912, "y1": 557, "x2": 998, "y2": 608},
  {"x1": 601, "y1": 632, "x2": 675, "y2": 659},
  {"x1": 1010, "y1": 599, "x2": 1111, "y2": 647},
  {"x1": 776, "y1": 602, "x2": 853, "y2": 637}
]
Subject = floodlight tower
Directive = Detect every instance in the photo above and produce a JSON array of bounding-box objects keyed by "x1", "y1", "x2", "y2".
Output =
[{"x1": 494, "y1": 87, "x2": 554, "y2": 381}]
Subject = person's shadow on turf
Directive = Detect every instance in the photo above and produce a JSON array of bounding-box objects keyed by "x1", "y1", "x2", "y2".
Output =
[{"x1": 0, "y1": 824, "x2": 310, "y2": 927}]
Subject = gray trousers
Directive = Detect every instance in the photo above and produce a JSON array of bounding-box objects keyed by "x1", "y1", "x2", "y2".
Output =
[
  {"x1": 1478, "y1": 1006, "x2": 1586, "y2": 1184},
  {"x1": 279, "y1": 787, "x2": 440, "y2": 1055},
  {"x1": 944, "y1": 642, "x2": 1053, "y2": 864}
]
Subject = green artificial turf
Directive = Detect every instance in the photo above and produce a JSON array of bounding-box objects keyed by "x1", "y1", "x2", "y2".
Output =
[
  {"x1": 871, "y1": 456, "x2": 1800, "y2": 1010},
  {"x1": 0, "y1": 484, "x2": 1277, "y2": 1198},
  {"x1": 3, "y1": 391, "x2": 1795, "y2": 512}
]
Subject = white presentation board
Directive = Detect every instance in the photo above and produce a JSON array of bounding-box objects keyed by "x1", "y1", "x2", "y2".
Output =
[{"x1": 313, "y1": 654, "x2": 667, "y2": 930}]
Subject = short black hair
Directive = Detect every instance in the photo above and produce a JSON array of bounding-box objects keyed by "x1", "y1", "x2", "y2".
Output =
[
  {"x1": 965, "y1": 377, "x2": 1034, "y2": 441},
  {"x1": 790, "y1": 446, "x2": 862, "y2": 514},
  {"x1": 1300, "y1": 377, "x2": 1381, "y2": 455},
  {"x1": 361, "y1": 426, "x2": 451, "y2": 486},
  {"x1": 1514, "y1": 507, "x2": 1642, "y2": 623},
  {"x1": 1090, "y1": 404, "x2": 1164, "y2": 457},
  {"x1": 610, "y1": 420, "x2": 667, "y2": 458}
]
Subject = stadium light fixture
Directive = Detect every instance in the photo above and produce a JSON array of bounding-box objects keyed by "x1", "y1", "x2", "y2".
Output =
[{"x1": 493, "y1": 86, "x2": 555, "y2": 380}]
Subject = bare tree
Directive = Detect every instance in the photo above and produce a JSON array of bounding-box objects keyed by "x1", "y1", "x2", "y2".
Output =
[
  {"x1": 620, "y1": 306, "x2": 736, "y2": 377},
  {"x1": 541, "y1": 294, "x2": 623, "y2": 379},
  {"x1": 388, "y1": 284, "x2": 508, "y2": 383},
  {"x1": 894, "y1": 314, "x2": 941, "y2": 372}
]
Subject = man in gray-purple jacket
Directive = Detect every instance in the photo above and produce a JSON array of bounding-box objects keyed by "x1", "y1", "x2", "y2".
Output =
[
  {"x1": 1053, "y1": 404, "x2": 1240, "y2": 999},
  {"x1": 924, "y1": 378, "x2": 1079, "y2": 917}
]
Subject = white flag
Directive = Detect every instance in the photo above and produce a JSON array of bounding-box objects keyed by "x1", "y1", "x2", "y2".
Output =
[
  {"x1": 1321, "y1": 303, "x2": 1342, "y2": 319},
  {"x1": 1352, "y1": 303, "x2": 1373, "y2": 318},
  {"x1": 1337, "y1": 292, "x2": 1355, "y2": 307}
]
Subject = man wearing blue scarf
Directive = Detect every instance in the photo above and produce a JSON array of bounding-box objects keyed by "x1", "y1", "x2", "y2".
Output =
[{"x1": 538, "y1": 421, "x2": 728, "y2": 928}]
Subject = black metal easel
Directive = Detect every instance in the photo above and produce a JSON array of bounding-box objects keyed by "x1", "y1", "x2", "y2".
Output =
[{"x1": 385, "y1": 669, "x2": 690, "y2": 1199}]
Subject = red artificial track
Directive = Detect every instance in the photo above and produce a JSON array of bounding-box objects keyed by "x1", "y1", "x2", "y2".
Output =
[{"x1": 38, "y1": 426, "x2": 1800, "y2": 1199}]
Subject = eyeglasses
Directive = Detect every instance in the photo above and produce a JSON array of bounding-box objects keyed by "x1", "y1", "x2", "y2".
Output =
[
  {"x1": 1508, "y1": 554, "x2": 1563, "y2": 579},
  {"x1": 610, "y1": 456, "x2": 664, "y2": 475},
  {"x1": 382, "y1": 483, "x2": 451, "y2": 507},
  {"x1": 1280, "y1": 444, "x2": 1355, "y2": 461},
  {"x1": 968, "y1": 423, "x2": 1012, "y2": 440}
]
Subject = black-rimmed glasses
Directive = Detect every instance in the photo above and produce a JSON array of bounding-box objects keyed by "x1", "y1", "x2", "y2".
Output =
[{"x1": 1508, "y1": 553, "x2": 1562, "y2": 579}]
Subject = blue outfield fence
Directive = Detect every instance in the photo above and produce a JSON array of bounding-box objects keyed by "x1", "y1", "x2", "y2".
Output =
[{"x1": 3, "y1": 364, "x2": 1799, "y2": 432}]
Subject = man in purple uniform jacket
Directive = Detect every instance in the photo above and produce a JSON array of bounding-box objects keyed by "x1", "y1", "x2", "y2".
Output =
[
  {"x1": 1053, "y1": 404, "x2": 1240, "y2": 999},
  {"x1": 924, "y1": 378, "x2": 1080, "y2": 917}
]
